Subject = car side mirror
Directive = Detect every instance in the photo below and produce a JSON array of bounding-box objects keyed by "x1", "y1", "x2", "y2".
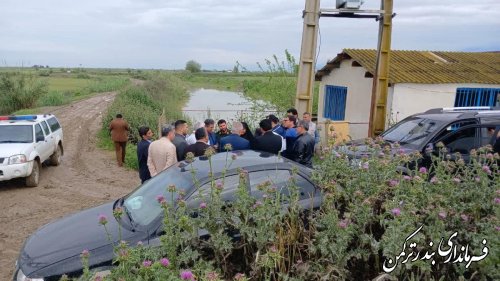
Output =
[{"x1": 36, "y1": 135, "x2": 45, "y2": 142}]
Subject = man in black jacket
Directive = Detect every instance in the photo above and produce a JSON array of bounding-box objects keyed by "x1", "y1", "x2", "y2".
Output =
[
  {"x1": 253, "y1": 119, "x2": 283, "y2": 154},
  {"x1": 292, "y1": 120, "x2": 315, "y2": 168},
  {"x1": 137, "y1": 126, "x2": 153, "y2": 183},
  {"x1": 184, "y1": 127, "x2": 210, "y2": 158}
]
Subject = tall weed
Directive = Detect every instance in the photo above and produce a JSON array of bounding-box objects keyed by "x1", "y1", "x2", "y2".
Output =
[{"x1": 0, "y1": 73, "x2": 48, "y2": 114}]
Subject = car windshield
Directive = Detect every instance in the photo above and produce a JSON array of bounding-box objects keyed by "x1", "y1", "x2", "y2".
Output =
[
  {"x1": 0, "y1": 125, "x2": 33, "y2": 143},
  {"x1": 124, "y1": 163, "x2": 193, "y2": 226},
  {"x1": 382, "y1": 117, "x2": 444, "y2": 149}
]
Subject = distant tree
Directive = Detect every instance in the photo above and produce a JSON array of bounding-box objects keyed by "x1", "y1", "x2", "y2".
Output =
[{"x1": 185, "y1": 60, "x2": 201, "y2": 73}]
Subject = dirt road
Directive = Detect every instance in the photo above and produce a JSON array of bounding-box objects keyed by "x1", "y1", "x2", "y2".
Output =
[{"x1": 0, "y1": 93, "x2": 140, "y2": 280}]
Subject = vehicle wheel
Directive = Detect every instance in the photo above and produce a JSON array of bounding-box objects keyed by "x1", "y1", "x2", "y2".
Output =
[
  {"x1": 25, "y1": 160, "x2": 40, "y2": 187},
  {"x1": 50, "y1": 145, "x2": 62, "y2": 166}
]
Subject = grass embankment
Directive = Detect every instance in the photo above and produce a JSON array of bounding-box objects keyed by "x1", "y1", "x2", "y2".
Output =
[{"x1": 98, "y1": 73, "x2": 189, "y2": 170}]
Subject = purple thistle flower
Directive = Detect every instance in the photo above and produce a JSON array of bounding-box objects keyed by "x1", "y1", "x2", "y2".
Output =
[
  {"x1": 234, "y1": 273, "x2": 246, "y2": 280},
  {"x1": 438, "y1": 211, "x2": 447, "y2": 220},
  {"x1": 94, "y1": 277, "x2": 102, "y2": 281},
  {"x1": 475, "y1": 177, "x2": 481, "y2": 183},
  {"x1": 496, "y1": 226, "x2": 500, "y2": 232},
  {"x1": 142, "y1": 260, "x2": 152, "y2": 267},
  {"x1": 113, "y1": 207, "x2": 123, "y2": 219},
  {"x1": 98, "y1": 214, "x2": 108, "y2": 225},
  {"x1": 156, "y1": 195, "x2": 166, "y2": 204},
  {"x1": 180, "y1": 270, "x2": 195, "y2": 280},
  {"x1": 494, "y1": 198, "x2": 500, "y2": 205},
  {"x1": 461, "y1": 214, "x2": 469, "y2": 222},
  {"x1": 253, "y1": 201, "x2": 263, "y2": 209},
  {"x1": 387, "y1": 179, "x2": 399, "y2": 187},
  {"x1": 362, "y1": 162, "x2": 369, "y2": 170},
  {"x1": 160, "y1": 258, "x2": 170, "y2": 267},
  {"x1": 168, "y1": 184, "x2": 177, "y2": 192},
  {"x1": 269, "y1": 245, "x2": 278, "y2": 253},
  {"x1": 216, "y1": 181, "x2": 224, "y2": 190},
  {"x1": 482, "y1": 165, "x2": 492, "y2": 175},
  {"x1": 199, "y1": 202, "x2": 207, "y2": 209},
  {"x1": 419, "y1": 167, "x2": 428, "y2": 174},
  {"x1": 413, "y1": 175, "x2": 422, "y2": 181},
  {"x1": 391, "y1": 208, "x2": 401, "y2": 216},
  {"x1": 430, "y1": 176, "x2": 439, "y2": 184},
  {"x1": 81, "y1": 249, "x2": 89, "y2": 258},
  {"x1": 205, "y1": 271, "x2": 219, "y2": 281},
  {"x1": 338, "y1": 219, "x2": 349, "y2": 229},
  {"x1": 403, "y1": 175, "x2": 412, "y2": 181}
]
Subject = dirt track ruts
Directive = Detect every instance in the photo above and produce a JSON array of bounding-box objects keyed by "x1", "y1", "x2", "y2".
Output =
[{"x1": 0, "y1": 92, "x2": 140, "y2": 280}]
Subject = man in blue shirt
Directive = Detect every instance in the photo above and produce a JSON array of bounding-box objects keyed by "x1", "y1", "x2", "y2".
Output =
[
  {"x1": 137, "y1": 126, "x2": 153, "y2": 183},
  {"x1": 282, "y1": 116, "x2": 298, "y2": 159},
  {"x1": 204, "y1": 118, "x2": 218, "y2": 148},
  {"x1": 268, "y1": 114, "x2": 286, "y2": 137},
  {"x1": 219, "y1": 121, "x2": 250, "y2": 152}
]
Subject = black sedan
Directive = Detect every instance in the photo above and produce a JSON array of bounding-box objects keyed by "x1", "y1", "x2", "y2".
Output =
[{"x1": 14, "y1": 150, "x2": 322, "y2": 280}]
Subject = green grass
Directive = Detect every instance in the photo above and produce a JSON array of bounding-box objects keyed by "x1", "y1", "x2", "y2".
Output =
[
  {"x1": 43, "y1": 77, "x2": 92, "y2": 92},
  {"x1": 177, "y1": 72, "x2": 268, "y2": 92}
]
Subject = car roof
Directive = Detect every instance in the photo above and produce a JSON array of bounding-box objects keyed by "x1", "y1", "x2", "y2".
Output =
[
  {"x1": 176, "y1": 150, "x2": 309, "y2": 182},
  {"x1": 0, "y1": 114, "x2": 55, "y2": 126},
  {"x1": 412, "y1": 108, "x2": 500, "y2": 122}
]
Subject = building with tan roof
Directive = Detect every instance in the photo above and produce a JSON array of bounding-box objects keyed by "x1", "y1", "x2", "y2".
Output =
[{"x1": 315, "y1": 49, "x2": 500, "y2": 140}]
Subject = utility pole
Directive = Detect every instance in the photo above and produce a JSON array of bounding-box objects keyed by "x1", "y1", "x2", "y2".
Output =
[
  {"x1": 295, "y1": 0, "x2": 394, "y2": 137},
  {"x1": 368, "y1": 0, "x2": 394, "y2": 137},
  {"x1": 295, "y1": 0, "x2": 321, "y2": 115}
]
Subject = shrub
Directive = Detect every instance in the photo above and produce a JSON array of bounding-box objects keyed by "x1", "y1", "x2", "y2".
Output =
[{"x1": 0, "y1": 73, "x2": 48, "y2": 114}]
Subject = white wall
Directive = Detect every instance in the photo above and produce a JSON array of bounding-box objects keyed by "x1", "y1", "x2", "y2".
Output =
[
  {"x1": 390, "y1": 83, "x2": 500, "y2": 123},
  {"x1": 318, "y1": 59, "x2": 374, "y2": 140}
]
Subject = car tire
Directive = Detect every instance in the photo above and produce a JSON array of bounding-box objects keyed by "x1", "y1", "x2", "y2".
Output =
[
  {"x1": 50, "y1": 145, "x2": 62, "y2": 166},
  {"x1": 25, "y1": 160, "x2": 40, "y2": 187}
]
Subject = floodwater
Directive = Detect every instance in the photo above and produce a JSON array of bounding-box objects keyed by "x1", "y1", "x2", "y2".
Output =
[{"x1": 182, "y1": 88, "x2": 275, "y2": 124}]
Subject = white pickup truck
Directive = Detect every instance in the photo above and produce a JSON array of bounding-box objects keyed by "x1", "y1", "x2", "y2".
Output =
[{"x1": 0, "y1": 115, "x2": 63, "y2": 187}]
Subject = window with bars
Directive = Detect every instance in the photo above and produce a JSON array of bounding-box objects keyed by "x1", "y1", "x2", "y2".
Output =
[
  {"x1": 324, "y1": 85, "x2": 347, "y2": 121},
  {"x1": 454, "y1": 88, "x2": 500, "y2": 107}
]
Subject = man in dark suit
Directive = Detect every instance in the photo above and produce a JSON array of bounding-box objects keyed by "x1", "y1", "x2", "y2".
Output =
[
  {"x1": 253, "y1": 119, "x2": 283, "y2": 154},
  {"x1": 219, "y1": 121, "x2": 250, "y2": 152},
  {"x1": 292, "y1": 120, "x2": 315, "y2": 168},
  {"x1": 109, "y1": 113, "x2": 130, "y2": 167},
  {"x1": 184, "y1": 127, "x2": 210, "y2": 157},
  {"x1": 172, "y1": 120, "x2": 188, "y2": 161},
  {"x1": 137, "y1": 126, "x2": 153, "y2": 183}
]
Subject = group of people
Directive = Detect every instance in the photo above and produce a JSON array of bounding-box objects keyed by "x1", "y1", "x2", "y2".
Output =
[{"x1": 109, "y1": 108, "x2": 320, "y2": 184}]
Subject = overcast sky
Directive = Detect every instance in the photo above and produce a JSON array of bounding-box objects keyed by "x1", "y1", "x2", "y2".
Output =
[{"x1": 1, "y1": 0, "x2": 499, "y2": 70}]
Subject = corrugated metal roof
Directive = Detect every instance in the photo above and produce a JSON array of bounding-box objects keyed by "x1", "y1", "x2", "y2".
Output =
[{"x1": 315, "y1": 49, "x2": 500, "y2": 84}]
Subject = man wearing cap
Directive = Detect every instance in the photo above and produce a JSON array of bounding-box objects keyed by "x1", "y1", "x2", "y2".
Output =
[{"x1": 147, "y1": 125, "x2": 177, "y2": 177}]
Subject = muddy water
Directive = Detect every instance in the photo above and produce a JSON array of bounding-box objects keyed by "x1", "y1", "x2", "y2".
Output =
[{"x1": 182, "y1": 88, "x2": 275, "y2": 124}]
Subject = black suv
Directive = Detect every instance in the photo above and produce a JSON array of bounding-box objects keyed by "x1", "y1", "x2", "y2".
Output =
[{"x1": 344, "y1": 107, "x2": 500, "y2": 172}]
